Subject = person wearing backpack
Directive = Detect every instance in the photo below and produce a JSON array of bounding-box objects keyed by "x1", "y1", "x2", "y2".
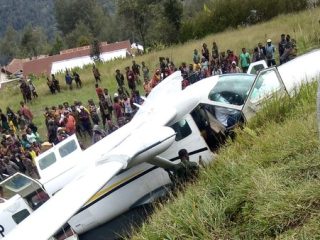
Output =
[{"x1": 265, "y1": 39, "x2": 276, "y2": 67}]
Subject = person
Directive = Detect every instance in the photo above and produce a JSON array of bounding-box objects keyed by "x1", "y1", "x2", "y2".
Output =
[
  {"x1": 47, "y1": 119, "x2": 58, "y2": 144},
  {"x1": 115, "y1": 69, "x2": 129, "y2": 96},
  {"x1": 73, "y1": 71, "x2": 82, "y2": 88},
  {"x1": 52, "y1": 74, "x2": 60, "y2": 92},
  {"x1": 21, "y1": 154, "x2": 38, "y2": 179},
  {"x1": 278, "y1": 34, "x2": 287, "y2": 65},
  {"x1": 78, "y1": 106, "x2": 92, "y2": 137},
  {"x1": 193, "y1": 49, "x2": 201, "y2": 66},
  {"x1": 20, "y1": 101, "x2": 33, "y2": 123},
  {"x1": 258, "y1": 42, "x2": 266, "y2": 57},
  {"x1": 92, "y1": 64, "x2": 101, "y2": 83},
  {"x1": 150, "y1": 69, "x2": 161, "y2": 88},
  {"x1": 125, "y1": 66, "x2": 136, "y2": 91},
  {"x1": 6, "y1": 107, "x2": 18, "y2": 131},
  {"x1": 212, "y1": 41, "x2": 219, "y2": 60},
  {"x1": 88, "y1": 99, "x2": 100, "y2": 125},
  {"x1": 132, "y1": 60, "x2": 141, "y2": 85},
  {"x1": 64, "y1": 111, "x2": 76, "y2": 135},
  {"x1": 201, "y1": 43, "x2": 210, "y2": 61},
  {"x1": 3, "y1": 156, "x2": 20, "y2": 176},
  {"x1": 47, "y1": 77, "x2": 56, "y2": 94},
  {"x1": 167, "y1": 149, "x2": 199, "y2": 186},
  {"x1": 103, "y1": 88, "x2": 113, "y2": 119},
  {"x1": 92, "y1": 125, "x2": 106, "y2": 144},
  {"x1": 113, "y1": 96, "x2": 125, "y2": 127},
  {"x1": 141, "y1": 62, "x2": 150, "y2": 81},
  {"x1": 106, "y1": 120, "x2": 119, "y2": 134},
  {"x1": 265, "y1": 39, "x2": 276, "y2": 67},
  {"x1": 143, "y1": 78, "x2": 151, "y2": 96},
  {"x1": 252, "y1": 47, "x2": 265, "y2": 62},
  {"x1": 239, "y1": 48, "x2": 251, "y2": 73},
  {"x1": 214, "y1": 94, "x2": 241, "y2": 128},
  {"x1": 95, "y1": 84, "x2": 104, "y2": 99},
  {"x1": 65, "y1": 70, "x2": 73, "y2": 90},
  {"x1": 0, "y1": 109, "x2": 9, "y2": 132},
  {"x1": 281, "y1": 35, "x2": 297, "y2": 63},
  {"x1": 20, "y1": 79, "x2": 32, "y2": 103},
  {"x1": 123, "y1": 95, "x2": 133, "y2": 120},
  {"x1": 229, "y1": 61, "x2": 241, "y2": 73},
  {"x1": 57, "y1": 127, "x2": 69, "y2": 142},
  {"x1": 28, "y1": 80, "x2": 38, "y2": 98}
]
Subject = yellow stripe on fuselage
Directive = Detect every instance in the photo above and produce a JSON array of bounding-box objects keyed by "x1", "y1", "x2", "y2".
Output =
[{"x1": 84, "y1": 170, "x2": 145, "y2": 206}]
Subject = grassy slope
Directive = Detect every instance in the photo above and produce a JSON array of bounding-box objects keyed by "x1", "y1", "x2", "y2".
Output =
[
  {"x1": 131, "y1": 81, "x2": 320, "y2": 239},
  {"x1": 129, "y1": 8, "x2": 320, "y2": 240}
]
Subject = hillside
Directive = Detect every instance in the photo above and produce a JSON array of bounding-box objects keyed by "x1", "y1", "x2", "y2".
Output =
[
  {"x1": 0, "y1": 0, "x2": 116, "y2": 38},
  {"x1": 0, "y1": 0, "x2": 56, "y2": 38},
  {"x1": 131, "y1": 81, "x2": 320, "y2": 239}
]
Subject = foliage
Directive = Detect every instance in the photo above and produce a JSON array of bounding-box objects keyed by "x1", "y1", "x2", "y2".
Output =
[{"x1": 0, "y1": 26, "x2": 20, "y2": 65}]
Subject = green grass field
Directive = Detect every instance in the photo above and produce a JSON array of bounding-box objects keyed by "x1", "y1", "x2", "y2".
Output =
[{"x1": 0, "y1": 7, "x2": 320, "y2": 239}]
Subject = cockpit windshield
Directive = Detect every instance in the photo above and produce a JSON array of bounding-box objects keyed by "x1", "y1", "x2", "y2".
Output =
[
  {"x1": 0, "y1": 173, "x2": 42, "y2": 200},
  {"x1": 208, "y1": 74, "x2": 255, "y2": 106}
]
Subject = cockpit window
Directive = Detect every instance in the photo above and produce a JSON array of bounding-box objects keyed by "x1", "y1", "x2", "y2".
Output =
[
  {"x1": 58, "y1": 140, "x2": 77, "y2": 158},
  {"x1": 38, "y1": 152, "x2": 56, "y2": 170},
  {"x1": 208, "y1": 75, "x2": 255, "y2": 105},
  {"x1": 170, "y1": 120, "x2": 192, "y2": 141}
]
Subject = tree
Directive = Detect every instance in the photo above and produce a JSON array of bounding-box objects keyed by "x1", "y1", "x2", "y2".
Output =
[
  {"x1": 117, "y1": 0, "x2": 158, "y2": 52},
  {"x1": 50, "y1": 35, "x2": 65, "y2": 55},
  {"x1": 90, "y1": 39, "x2": 102, "y2": 61},
  {"x1": 65, "y1": 21, "x2": 93, "y2": 48},
  {"x1": 54, "y1": 0, "x2": 107, "y2": 38},
  {"x1": 0, "y1": 26, "x2": 19, "y2": 65},
  {"x1": 20, "y1": 25, "x2": 48, "y2": 58}
]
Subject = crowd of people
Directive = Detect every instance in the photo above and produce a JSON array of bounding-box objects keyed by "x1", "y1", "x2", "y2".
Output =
[
  {"x1": 0, "y1": 102, "x2": 41, "y2": 180},
  {"x1": 0, "y1": 34, "x2": 298, "y2": 180}
]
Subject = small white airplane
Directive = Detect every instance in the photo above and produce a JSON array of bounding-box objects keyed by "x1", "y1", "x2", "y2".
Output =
[{"x1": 1, "y1": 49, "x2": 320, "y2": 240}]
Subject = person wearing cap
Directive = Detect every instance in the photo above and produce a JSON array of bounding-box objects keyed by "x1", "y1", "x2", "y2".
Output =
[
  {"x1": 239, "y1": 48, "x2": 251, "y2": 73},
  {"x1": 230, "y1": 61, "x2": 241, "y2": 73},
  {"x1": 265, "y1": 39, "x2": 276, "y2": 67}
]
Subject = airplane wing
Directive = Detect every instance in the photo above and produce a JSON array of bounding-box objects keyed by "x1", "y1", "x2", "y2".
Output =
[
  {"x1": 4, "y1": 161, "x2": 124, "y2": 240},
  {"x1": 5, "y1": 126, "x2": 176, "y2": 240}
]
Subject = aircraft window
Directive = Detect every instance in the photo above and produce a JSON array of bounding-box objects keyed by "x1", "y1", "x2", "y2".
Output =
[
  {"x1": 171, "y1": 120, "x2": 192, "y2": 141},
  {"x1": 249, "y1": 64, "x2": 265, "y2": 75},
  {"x1": 249, "y1": 69, "x2": 281, "y2": 102},
  {"x1": 39, "y1": 152, "x2": 56, "y2": 170},
  {"x1": 12, "y1": 209, "x2": 30, "y2": 224},
  {"x1": 208, "y1": 75, "x2": 255, "y2": 105},
  {"x1": 59, "y1": 140, "x2": 77, "y2": 158}
]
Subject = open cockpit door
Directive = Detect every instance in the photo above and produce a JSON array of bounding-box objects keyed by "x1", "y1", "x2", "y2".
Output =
[
  {"x1": 242, "y1": 67, "x2": 288, "y2": 120},
  {"x1": 247, "y1": 60, "x2": 268, "y2": 75}
]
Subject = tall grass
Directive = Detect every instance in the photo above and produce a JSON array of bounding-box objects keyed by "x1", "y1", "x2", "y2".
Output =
[{"x1": 131, "y1": 82, "x2": 320, "y2": 239}]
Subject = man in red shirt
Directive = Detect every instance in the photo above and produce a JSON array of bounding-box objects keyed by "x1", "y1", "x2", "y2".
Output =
[
  {"x1": 95, "y1": 84, "x2": 104, "y2": 99},
  {"x1": 64, "y1": 111, "x2": 76, "y2": 135}
]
